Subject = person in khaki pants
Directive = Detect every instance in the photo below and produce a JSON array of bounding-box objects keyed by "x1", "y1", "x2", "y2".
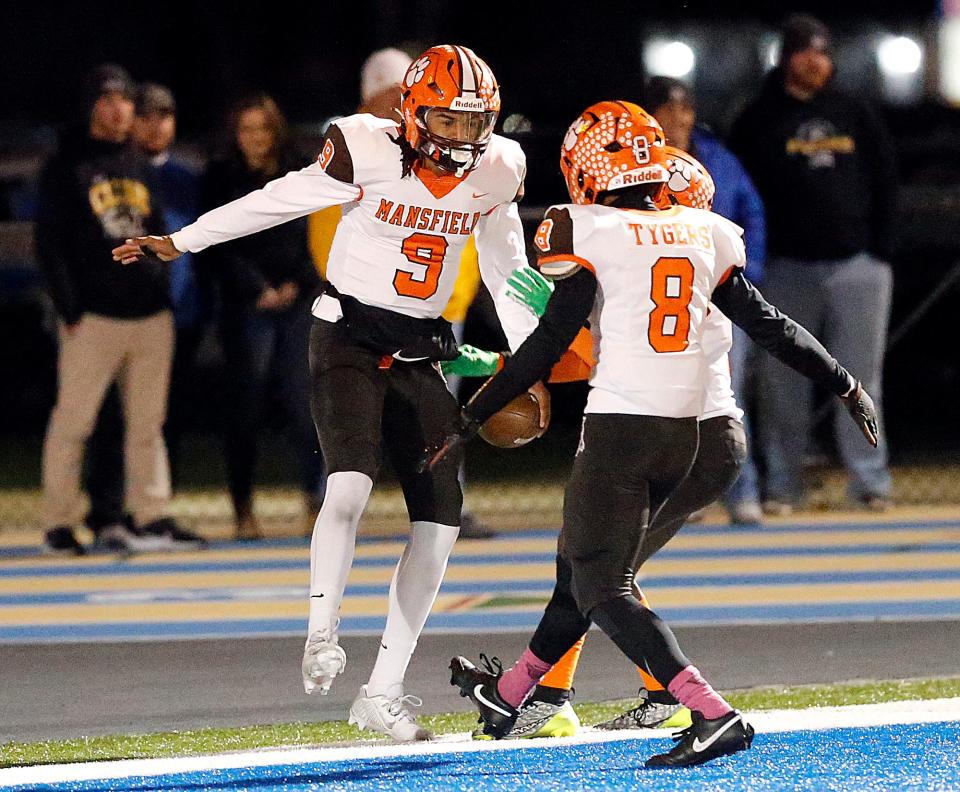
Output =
[
  {"x1": 43, "y1": 313, "x2": 174, "y2": 539},
  {"x1": 37, "y1": 64, "x2": 204, "y2": 554}
]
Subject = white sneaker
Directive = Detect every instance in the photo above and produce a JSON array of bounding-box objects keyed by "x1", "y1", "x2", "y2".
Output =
[
  {"x1": 301, "y1": 628, "x2": 346, "y2": 695},
  {"x1": 348, "y1": 685, "x2": 432, "y2": 742}
]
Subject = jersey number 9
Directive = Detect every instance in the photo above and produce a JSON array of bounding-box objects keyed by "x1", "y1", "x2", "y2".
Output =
[{"x1": 395, "y1": 232, "x2": 449, "y2": 300}]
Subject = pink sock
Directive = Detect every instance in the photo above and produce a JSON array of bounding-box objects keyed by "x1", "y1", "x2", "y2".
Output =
[
  {"x1": 667, "y1": 665, "x2": 733, "y2": 720},
  {"x1": 496, "y1": 648, "x2": 552, "y2": 708}
]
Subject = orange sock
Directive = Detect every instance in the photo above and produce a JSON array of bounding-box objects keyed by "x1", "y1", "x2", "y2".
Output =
[
  {"x1": 633, "y1": 587, "x2": 666, "y2": 692},
  {"x1": 635, "y1": 588, "x2": 650, "y2": 609},
  {"x1": 538, "y1": 636, "x2": 585, "y2": 692},
  {"x1": 638, "y1": 666, "x2": 666, "y2": 692}
]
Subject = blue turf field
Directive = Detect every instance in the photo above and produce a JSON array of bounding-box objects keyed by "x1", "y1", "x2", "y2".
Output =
[{"x1": 12, "y1": 721, "x2": 960, "y2": 792}]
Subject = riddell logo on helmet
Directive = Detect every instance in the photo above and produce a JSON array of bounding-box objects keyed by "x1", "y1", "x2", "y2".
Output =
[
  {"x1": 451, "y1": 97, "x2": 486, "y2": 111},
  {"x1": 607, "y1": 165, "x2": 667, "y2": 190}
]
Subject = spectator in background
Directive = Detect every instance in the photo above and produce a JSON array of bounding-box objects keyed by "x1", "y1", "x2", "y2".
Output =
[
  {"x1": 77, "y1": 84, "x2": 207, "y2": 553},
  {"x1": 203, "y1": 93, "x2": 324, "y2": 540},
  {"x1": 131, "y1": 83, "x2": 209, "y2": 483},
  {"x1": 729, "y1": 14, "x2": 895, "y2": 513},
  {"x1": 358, "y1": 47, "x2": 413, "y2": 120},
  {"x1": 37, "y1": 64, "x2": 201, "y2": 554},
  {"x1": 307, "y1": 47, "x2": 495, "y2": 539},
  {"x1": 645, "y1": 77, "x2": 766, "y2": 525}
]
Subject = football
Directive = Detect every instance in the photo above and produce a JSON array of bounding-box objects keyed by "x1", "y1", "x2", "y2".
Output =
[{"x1": 477, "y1": 388, "x2": 549, "y2": 449}]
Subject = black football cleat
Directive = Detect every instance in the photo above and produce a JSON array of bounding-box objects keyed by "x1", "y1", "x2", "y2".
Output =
[
  {"x1": 449, "y1": 654, "x2": 518, "y2": 739},
  {"x1": 645, "y1": 709, "x2": 754, "y2": 768}
]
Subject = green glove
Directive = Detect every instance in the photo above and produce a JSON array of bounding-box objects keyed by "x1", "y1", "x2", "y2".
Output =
[
  {"x1": 506, "y1": 265, "x2": 554, "y2": 318},
  {"x1": 441, "y1": 344, "x2": 501, "y2": 377}
]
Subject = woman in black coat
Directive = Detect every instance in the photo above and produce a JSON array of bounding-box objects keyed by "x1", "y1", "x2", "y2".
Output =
[{"x1": 202, "y1": 93, "x2": 324, "y2": 539}]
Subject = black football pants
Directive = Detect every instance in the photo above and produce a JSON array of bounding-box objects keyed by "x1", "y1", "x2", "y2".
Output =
[
  {"x1": 530, "y1": 414, "x2": 747, "y2": 685},
  {"x1": 309, "y1": 317, "x2": 463, "y2": 526}
]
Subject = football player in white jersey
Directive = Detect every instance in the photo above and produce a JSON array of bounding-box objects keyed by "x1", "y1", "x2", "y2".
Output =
[
  {"x1": 112, "y1": 44, "x2": 540, "y2": 742},
  {"x1": 473, "y1": 150, "x2": 787, "y2": 739},
  {"x1": 428, "y1": 101, "x2": 878, "y2": 766}
]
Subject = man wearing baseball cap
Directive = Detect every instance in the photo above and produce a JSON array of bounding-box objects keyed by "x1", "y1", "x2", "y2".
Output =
[
  {"x1": 729, "y1": 15, "x2": 896, "y2": 513},
  {"x1": 37, "y1": 64, "x2": 204, "y2": 554}
]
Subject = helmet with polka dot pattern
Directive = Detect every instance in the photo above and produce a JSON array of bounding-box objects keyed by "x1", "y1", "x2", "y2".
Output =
[
  {"x1": 559, "y1": 100, "x2": 668, "y2": 205},
  {"x1": 400, "y1": 44, "x2": 500, "y2": 176},
  {"x1": 658, "y1": 146, "x2": 716, "y2": 211}
]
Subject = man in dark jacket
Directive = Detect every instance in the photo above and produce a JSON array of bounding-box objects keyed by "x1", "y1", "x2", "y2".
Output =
[
  {"x1": 729, "y1": 15, "x2": 895, "y2": 511},
  {"x1": 38, "y1": 64, "x2": 202, "y2": 554}
]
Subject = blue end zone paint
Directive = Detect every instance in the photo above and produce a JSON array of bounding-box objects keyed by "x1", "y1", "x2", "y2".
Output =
[{"x1": 12, "y1": 721, "x2": 960, "y2": 791}]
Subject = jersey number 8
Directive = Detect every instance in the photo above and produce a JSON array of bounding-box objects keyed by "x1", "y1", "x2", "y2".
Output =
[
  {"x1": 395, "y1": 232, "x2": 449, "y2": 300},
  {"x1": 649, "y1": 256, "x2": 694, "y2": 353}
]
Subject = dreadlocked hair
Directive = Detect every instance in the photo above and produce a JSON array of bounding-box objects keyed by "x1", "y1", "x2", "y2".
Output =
[{"x1": 389, "y1": 124, "x2": 419, "y2": 178}]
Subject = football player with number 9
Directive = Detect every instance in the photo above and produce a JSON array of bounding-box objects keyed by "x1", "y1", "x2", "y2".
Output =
[{"x1": 112, "y1": 44, "x2": 542, "y2": 742}]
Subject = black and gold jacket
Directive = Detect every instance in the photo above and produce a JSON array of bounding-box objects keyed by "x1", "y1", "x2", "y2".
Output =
[{"x1": 36, "y1": 131, "x2": 170, "y2": 323}]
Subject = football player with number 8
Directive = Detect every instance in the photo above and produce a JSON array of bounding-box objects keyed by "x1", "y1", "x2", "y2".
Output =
[
  {"x1": 112, "y1": 44, "x2": 545, "y2": 742},
  {"x1": 431, "y1": 102, "x2": 878, "y2": 767}
]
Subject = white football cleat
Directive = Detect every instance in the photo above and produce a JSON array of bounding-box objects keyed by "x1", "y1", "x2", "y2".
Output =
[
  {"x1": 301, "y1": 628, "x2": 347, "y2": 695},
  {"x1": 348, "y1": 685, "x2": 432, "y2": 742}
]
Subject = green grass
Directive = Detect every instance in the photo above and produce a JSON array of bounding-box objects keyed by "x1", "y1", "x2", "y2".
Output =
[{"x1": 3, "y1": 677, "x2": 958, "y2": 769}]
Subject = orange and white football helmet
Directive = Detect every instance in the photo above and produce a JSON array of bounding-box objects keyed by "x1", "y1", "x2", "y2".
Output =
[
  {"x1": 658, "y1": 147, "x2": 716, "y2": 211},
  {"x1": 559, "y1": 100, "x2": 667, "y2": 205},
  {"x1": 400, "y1": 45, "x2": 500, "y2": 176}
]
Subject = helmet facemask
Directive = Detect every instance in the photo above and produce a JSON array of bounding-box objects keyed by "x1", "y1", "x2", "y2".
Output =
[{"x1": 415, "y1": 106, "x2": 497, "y2": 176}]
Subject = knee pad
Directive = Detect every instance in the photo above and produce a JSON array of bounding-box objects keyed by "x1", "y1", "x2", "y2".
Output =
[{"x1": 320, "y1": 471, "x2": 374, "y2": 527}]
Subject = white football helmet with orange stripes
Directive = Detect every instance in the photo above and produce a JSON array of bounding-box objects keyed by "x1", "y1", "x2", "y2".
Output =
[{"x1": 401, "y1": 44, "x2": 501, "y2": 176}]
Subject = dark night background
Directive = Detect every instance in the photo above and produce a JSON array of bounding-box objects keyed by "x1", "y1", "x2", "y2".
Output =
[
  {"x1": 0, "y1": 1, "x2": 943, "y2": 129},
  {"x1": 0, "y1": 0, "x2": 955, "y2": 488}
]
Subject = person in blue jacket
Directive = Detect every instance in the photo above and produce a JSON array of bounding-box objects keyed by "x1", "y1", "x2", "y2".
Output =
[{"x1": 645, "y1": 76, "x2": 767, "y2": 524}]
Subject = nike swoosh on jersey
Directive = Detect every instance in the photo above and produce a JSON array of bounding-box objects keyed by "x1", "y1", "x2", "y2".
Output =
[
  {"x1": 474, "y1": 684, "x2": 513, "y2": 717},
  {"x1": 392, "y1": 352, "x2": 430, "y2": 362},
  {"x1": 691, "y1": 714, "x2": 741, "y2": 752},
  {"x1": 472, "y1": 191, "x2": 489, "y2": 198}
]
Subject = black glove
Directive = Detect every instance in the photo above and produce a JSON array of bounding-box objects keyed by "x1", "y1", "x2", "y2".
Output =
[
  {"x1": 841, "y1": 380, "x2": 879, "y2": 447},
  {"x1": 418, "y1": 411, "x2": 482, "y2": 473}
]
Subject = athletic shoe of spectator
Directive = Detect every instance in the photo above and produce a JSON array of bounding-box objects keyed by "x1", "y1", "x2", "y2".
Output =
[
  {"x1": 43, "y1": 526, "x2": 86, "y2": 556},
  {"x1": 141, "y1": 516, "x2": 208, "y2": 550}
]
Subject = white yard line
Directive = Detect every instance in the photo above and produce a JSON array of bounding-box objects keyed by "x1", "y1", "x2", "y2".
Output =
[{"x1": 2, "y1": 698, "x2": 958, "y2": 788}]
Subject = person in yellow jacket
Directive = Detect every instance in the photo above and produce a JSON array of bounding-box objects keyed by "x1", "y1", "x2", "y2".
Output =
[{"x1": 307, "y1": 48, "x2": 494, "y2": 539}]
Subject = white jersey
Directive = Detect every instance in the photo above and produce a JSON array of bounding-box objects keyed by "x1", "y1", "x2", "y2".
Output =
[
  {"x1": 699, "y1": 308, "x2": 743, "y2": 422},
  {"x1": 533, "y1": 203, "x2": 746, "y2": 418},
  {"x1": 171, "y1": 113, "x2": 532, "y2": 334}
]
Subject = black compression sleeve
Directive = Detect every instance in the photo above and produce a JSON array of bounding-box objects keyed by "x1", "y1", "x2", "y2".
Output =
[
  {"x1": 712, "y1": 269, "x2": 855, "y2": 396},
  {"x1": 465, "y1": 268, "x2": 597, "y2": 425}
]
